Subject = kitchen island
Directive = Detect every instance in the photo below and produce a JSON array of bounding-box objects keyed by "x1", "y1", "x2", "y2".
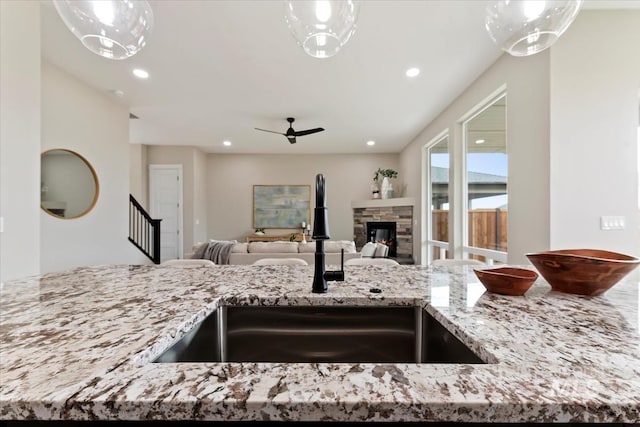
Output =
[{"x1": 1, "y1": 264, "x2": 638, "y2": 424}]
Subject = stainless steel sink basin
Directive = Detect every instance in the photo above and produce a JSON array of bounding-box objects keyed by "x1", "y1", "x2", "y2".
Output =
[{"x1": 154, "y1": 306, "x2": 485, "y2": 364}]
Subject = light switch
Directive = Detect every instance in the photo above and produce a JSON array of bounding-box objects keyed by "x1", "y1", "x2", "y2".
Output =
[{"x1": 600, "y1": 216, "x2": 625, "y2": 230}]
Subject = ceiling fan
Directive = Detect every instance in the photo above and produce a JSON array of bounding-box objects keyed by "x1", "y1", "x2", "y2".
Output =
[{"x1": 255, "y1": 117, "x2": 324, "y2": 144}]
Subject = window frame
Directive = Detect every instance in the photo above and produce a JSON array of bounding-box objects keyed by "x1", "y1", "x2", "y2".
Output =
[
  {"x1": 422, "y1": 130, "x2": 451, "y2": 264},
  {"x1": 460, "y1": 91, "x2": 508, "y2": 264}
]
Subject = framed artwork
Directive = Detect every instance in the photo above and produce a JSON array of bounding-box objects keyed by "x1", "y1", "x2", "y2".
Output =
[{"x1": 253, "y1": 185, "x2": 310, "y2": 228}]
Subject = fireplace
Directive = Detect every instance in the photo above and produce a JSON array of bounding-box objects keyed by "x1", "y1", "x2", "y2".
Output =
[
  {"x1": 353, "y1": 200, "x2": 414, "y2": 264},
  {"x1": 366, "y1": 222, "x2": 397, "y2": 258}
]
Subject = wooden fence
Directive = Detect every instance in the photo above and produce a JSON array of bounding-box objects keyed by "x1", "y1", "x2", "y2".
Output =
[{"x1": 432, "y1": 209, "x2": 507, "y2": 260}]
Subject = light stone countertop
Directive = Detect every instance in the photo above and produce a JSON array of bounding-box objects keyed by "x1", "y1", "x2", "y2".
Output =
[{"x1": 0, "y1": 264, "x2": 639, "y2": 423}]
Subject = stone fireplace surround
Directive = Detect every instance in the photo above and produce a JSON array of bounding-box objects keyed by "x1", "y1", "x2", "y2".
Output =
[{"x1": 352, "y1": 198, "x2": 415, "y2": 264}]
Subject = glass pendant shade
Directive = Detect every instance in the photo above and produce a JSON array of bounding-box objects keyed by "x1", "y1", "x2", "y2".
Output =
[
  {"x1": 52, "y1": 0, "x2": 154, "y2": 60},
  {"x1": 284, "y1": 0, "x2": 360, "y2": 59},
  {"x1": 485, "y1": 0, "x2": 582, "y2": 57}
]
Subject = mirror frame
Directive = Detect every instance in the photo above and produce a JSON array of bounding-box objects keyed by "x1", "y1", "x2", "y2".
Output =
[{"x1": 40, "y1": 148, "x2": 100, "y2": 220}]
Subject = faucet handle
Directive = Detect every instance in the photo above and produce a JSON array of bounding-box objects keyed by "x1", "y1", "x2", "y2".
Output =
[{"x1": 324, "y1": 249, "x2": 345, "y2": 282}]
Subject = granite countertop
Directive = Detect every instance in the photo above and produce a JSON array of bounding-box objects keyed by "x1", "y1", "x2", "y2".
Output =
[{"x1": 1, "y1": 264, "x2": 639, "y2": 423}]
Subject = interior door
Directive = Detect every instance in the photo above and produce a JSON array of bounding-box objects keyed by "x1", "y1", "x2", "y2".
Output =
[{"x1": 149, "y1": 165, "x2": 183, "y2": 261}]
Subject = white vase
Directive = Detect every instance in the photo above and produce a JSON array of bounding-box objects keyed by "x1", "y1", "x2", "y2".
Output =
[{"x1": 381, "y1": 177, "x2": 390, "y2": 199}]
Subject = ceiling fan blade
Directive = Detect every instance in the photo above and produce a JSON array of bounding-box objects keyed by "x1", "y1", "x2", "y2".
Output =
[
  {"x1": 293, "y1": 127, "x2": 325, "y2": 137},
  {"x1": 255, "y1": 128, "x2": 285, "y2": 135}
]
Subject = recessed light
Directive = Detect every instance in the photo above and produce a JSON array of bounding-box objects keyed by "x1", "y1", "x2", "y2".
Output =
[
  {"x1": 366, "y1": 140, "x2": 375, "y2": 146},
  {"x1": 475, "y1": 139, "x2": 486, "y2": 144},
  {"x1": 405, "y1": 67, "x2": 420, "y2": 78},
  {"x1": 223, "y1": 140, "x2": 232, "y2": 147},
  {"x1": 132, "y1": 68, "x2": 149, "y2": 79}
]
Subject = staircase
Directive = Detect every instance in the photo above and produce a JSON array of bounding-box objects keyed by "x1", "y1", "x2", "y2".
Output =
[{"x1": 128, "y1": 194, "x2": 162, "y2": 264}]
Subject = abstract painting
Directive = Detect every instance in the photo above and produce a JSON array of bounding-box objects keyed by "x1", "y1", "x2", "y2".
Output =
[{"x1": 253, "y1": 185, "x2": 311, "y2": 228}]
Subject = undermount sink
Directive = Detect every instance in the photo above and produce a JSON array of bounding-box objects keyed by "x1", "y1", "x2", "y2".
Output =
[{"x1": 154, "y1": 306, "x2": 485, "y2": 364}]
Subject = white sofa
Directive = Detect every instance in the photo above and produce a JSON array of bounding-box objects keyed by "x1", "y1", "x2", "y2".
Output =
[{"x1": 228, "y1": 240, "x2": 361, "y2": 265}]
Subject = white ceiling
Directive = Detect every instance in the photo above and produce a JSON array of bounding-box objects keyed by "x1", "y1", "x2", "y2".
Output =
[{"x1": 39, "y1": 0, "x2": 639, "y2": 154}]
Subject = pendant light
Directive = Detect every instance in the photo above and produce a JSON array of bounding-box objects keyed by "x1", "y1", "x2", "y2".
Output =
[
  {"x1": 485, "y1": 0, "x2": 583, "y2": 57},
  {"x1": 52, "y1": 0, "x2": 154, "y2": 60},
  {"x1": 284, "y1": 0, "x2": 360, "y2": 59}
]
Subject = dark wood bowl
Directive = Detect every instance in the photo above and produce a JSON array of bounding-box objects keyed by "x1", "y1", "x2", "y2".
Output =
[
  {"x1": 526, "y1": 249, "x2": 640, "y2": 296},
  {"x1": 473, "y1": 267, "x2": 539, "y2": 296}
]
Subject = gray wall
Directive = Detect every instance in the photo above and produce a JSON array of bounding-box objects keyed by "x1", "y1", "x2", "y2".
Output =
[{"x1": 206, "y1": 153, "x2": 400, "y2": 242}]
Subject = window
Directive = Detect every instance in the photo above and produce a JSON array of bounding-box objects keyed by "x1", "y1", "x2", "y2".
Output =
[
  {"x1": 463, "y1": 95, "x2": 507, "y2": 263},
  {"x1": 422, "y1": 89, "x2": 508, "y2": 266}
]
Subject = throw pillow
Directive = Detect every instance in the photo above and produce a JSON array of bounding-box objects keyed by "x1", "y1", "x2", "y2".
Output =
[
  {"x1": 374, "y1": 243, "x2": 389, "y2": 258},
  {"x1": 361, "y1": 242, "x2": 377, "y2": 258}
]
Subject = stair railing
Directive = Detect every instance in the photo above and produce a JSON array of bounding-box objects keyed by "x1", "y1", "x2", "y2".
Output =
[{"x1": 128, "y1": 194, "x2": 162, "y2": 264}]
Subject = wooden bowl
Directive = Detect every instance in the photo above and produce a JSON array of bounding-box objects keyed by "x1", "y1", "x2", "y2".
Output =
[
  {"x1": 526, "y1": 249, "x2": 640, "y2": 296},
  {"x1": 473, "y1": 267, "x2": 538, "y2": 296}
]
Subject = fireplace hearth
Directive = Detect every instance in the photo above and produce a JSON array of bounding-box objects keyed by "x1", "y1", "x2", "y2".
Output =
[{"x1": 366, "y1": 222, "x2": 397, "y2": 258}]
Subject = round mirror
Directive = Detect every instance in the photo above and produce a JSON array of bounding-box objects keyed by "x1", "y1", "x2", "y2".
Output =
[{"x1": 40, "y1": 149, "x2": 99, "y2": 219}]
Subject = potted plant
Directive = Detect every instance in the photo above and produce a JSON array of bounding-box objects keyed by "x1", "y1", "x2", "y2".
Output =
[
  {"x1": 373, "y1": 168, "x2": 398, "y2": 199},
  {"x1": 374, "y1": 168, "x2": 398, "y2": 182}
]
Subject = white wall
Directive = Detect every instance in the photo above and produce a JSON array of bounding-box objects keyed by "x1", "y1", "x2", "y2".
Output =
[
  {"x1": 41, "y1": 62, "x2": 146, "y2": 273},
  {"x1": 550, "y1": 10, "x2": 640, "y2": 257},
  {"x1": 129, "y1": 143, "x2": 148, "y2": 208},
  {"x1": 193, "y1": 148, "x2": 208, "y2": 245},
  {"x1": 0, "y1": 1, "x2": 41, "y2": 282},
  {"x1": 400, "y1": 52, "x2": 551, "y2": 265},
  {"x1": 206, "y1": 153, "x2": 400, "y2": 242}
]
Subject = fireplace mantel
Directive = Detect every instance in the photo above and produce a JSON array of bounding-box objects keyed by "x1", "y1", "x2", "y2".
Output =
[{"x1": 351, "y1": 197, "x2": 416, "y2": 209}]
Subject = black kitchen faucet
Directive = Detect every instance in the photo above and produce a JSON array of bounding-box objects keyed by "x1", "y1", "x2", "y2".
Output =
[{"x1": 312, "y1": 173, "x2": 344, "y2": 293}]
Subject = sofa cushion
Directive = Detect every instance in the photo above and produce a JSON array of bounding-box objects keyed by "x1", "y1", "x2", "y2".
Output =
[
  {"x1": 248, "y1": 241, "x2": 298, "y2": 253},
  {"x1": 298, "y1": 241, "x2": 315, "y2": 253},
  {"x1": 232, "y1": 243, "x2": 248, "y2": 253},
  {"x1": 228, "y1": 251, "x2": 361, "y2": 265},
  {"x1": 298, "y1": 240, "x2": 357, "y2": 253},
  {"x1": 325, "y1": 240, "x2": 357, "y2": 253}
]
